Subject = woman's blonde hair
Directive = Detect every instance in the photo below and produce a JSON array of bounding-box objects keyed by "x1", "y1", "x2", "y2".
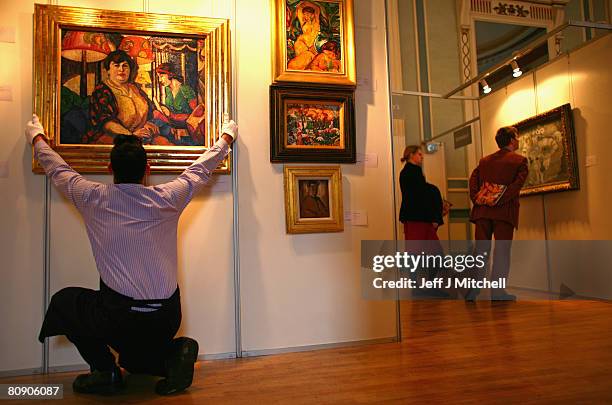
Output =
[{"x1": 400, "y1": 145, "x2": 421, "y2": 163}]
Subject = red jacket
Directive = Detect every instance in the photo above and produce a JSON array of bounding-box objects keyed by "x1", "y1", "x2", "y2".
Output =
[{"x1": 469, "y1": 148, "x2": 528, "y2": 228}]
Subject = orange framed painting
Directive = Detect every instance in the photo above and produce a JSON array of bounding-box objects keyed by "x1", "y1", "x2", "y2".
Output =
[{"x1": 272, "y1": 0, "x2": 356, "y2": 86}]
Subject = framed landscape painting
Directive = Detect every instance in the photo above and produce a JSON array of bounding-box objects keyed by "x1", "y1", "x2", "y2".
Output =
[
  {"x1": 270, "y1": 84, "x2": 355, "y2": 163},
  {"x1": 33, "y1": 4, "x2": 232, "y2": 173},
  {"x1": 515, "y1": 104, "x2": 579, "y2": 196},
  {"x1": 272, "y1": 0, "x2": 356, "y2": 86},
  {"x1": 284, "y1": 166, "x2": 344, "y2": 234}
]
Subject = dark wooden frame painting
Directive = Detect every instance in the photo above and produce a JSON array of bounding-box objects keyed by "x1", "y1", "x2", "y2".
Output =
[
  {"x1": 270, "y1": 84, "x2": 355, "y2": 163},
  {"x1": 515, "y1": 103, "x2": 579, "y2": 196}
]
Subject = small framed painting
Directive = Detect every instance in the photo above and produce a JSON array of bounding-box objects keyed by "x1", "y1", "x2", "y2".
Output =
[
  {"x1": 272, "y1": 0, "x2": 356, "y2": 86},
  {"x1": 270, "y1": 84, "x2": 355, "y2": 163},
  {"x1": 284, "y1": 166, "x2": 344, "y2": 234},
  {"x1": 515, "y1": 104, "x2": 579, "y2": 196}
]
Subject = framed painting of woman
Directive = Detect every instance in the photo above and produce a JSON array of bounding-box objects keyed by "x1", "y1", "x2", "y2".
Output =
[
  {"x1": 272, "y1": 0, "x2": 356, "y2": 86},
  {"x1": 33, "y1": 4, "x2": 232, "y2": 173}
]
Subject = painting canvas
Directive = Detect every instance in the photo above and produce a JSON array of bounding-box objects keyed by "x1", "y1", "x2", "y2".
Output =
[
  {"x1": 286, "y1": 1, "x2": 342, "y2": 73},
  {"x1": 33, "y1": 5, "x2": 232, "y2": 173},
  {"x1": 284, "y1": 166, "x2": 343, "y2": 233},
  {"x1": 285, "y1": 101, "x2": 343, "y2": 149},
  {"x1": 514, "y1": 104, "x2": 579, "y2": 196},
  {"x1": 270, "y1": 84, "x2": 355, "y2": 163},
  {"x1": 273, "y1": 0, "x2": 355, "y2": 85},
  {"x1": 298, "y1": 179, "x2": 331, "y2": 218},
  {"x1": 60, "y1": 30, "x2": 205, "y2": 147}
]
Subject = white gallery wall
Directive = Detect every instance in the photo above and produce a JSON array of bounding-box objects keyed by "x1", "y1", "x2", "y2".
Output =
[
  {"x1": 236, "y1": 0, "x2": 397, "y2": 353},
  {"x1": 0, "y1": 0, "x2": 397, "y2": 374},
  {"x1": 478, "y1": 33, "x2": 612, "y2": 294}
]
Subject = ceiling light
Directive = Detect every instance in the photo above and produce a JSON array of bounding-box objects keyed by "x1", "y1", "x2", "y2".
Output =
[
  {"x1": 511, "y1": 60, "x2": 522, "y2": 78},
  {"x1": 480, "y1": 79, "x2": 491, "y2": 94}
]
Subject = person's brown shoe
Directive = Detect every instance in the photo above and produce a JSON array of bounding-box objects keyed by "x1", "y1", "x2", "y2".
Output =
[{"x1": 155, "y1": 337, "x2": 199, "y2": 395}]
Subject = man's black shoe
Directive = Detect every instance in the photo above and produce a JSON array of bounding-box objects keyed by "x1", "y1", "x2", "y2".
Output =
[
  {"x1": 465, "y1": 287, "x2": 480, "y2": 302},
  {"x1": 413, "y1": 288, "x2": 451, "y2": 299},
  {"x1": 73, "y1": 366, "x2": 123, "y2": 395},
  {"x1": 155, "y1": 337, "x2": 199, "y2": 395},
  {"x1": 491, "y1": 290, "x2": 517, "y2": 301}
]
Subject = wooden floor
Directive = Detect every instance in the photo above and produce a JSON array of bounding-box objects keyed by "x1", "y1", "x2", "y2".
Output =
[{"x1": 3, "y1": 300, "x2": 612, "y2": 404}]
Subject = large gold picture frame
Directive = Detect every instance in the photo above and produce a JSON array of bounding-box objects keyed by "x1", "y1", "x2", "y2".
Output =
[
  {"x1": 33, "y1": 4, "x2": 232, "y2": 173},
  {"x1": 284, "y1": 166, "x2": 344, "y2": 234},
  {"x1": 272, "y1": 0, "x2": 356, "y2": 86}
]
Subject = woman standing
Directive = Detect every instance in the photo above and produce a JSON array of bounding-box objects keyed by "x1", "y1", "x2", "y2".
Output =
[
  {"x1": 399, "y1": 145, "x2": 444, "y2": 240},
  {"x1": 399, "y1": 145, "x2": 450, "y2": 298}
]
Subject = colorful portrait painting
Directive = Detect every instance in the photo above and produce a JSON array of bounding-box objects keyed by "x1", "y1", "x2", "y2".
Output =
[
  {"x1": 285, "y1": 101, "x2": 344, "y2": 149},
  {"x1": 514, "y1": 104, "x2": 579, "y2": 196},
  {"x1": 298, "y1": 179, "x2": 331, "y2": 218},
  {"x1": 286, "y1": 0, "x2": 343, "y2": 73},
  {"x1": 34, "y1": 5, "x2": 231, "y2": 173},
  {"x1": 59, "y1": 29, "x2": 206, "y2": 146},
  {"x1": 272, "y1": 0, "x2": 355, "y2": 85}
]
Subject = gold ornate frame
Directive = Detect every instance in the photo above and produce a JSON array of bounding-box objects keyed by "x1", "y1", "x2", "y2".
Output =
[
  {"x1": 272, "y1": 0, "x2": 356, "y2": 86},
  {"x1": 33, "y1": 4, "x2": 232, "y2": 174},
  {"x1": 284, "y1": 165, "x2": 344, "y2": 234},
  {"x1": 515, "y1": 103, "x2": 579, "y2": 196}
]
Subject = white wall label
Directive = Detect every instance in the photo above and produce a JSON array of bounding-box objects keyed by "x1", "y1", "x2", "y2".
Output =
[
  {"x1": 0, "y1": 86, "x2": 12, "y2": 101},
  {"x1": 356, "y1": 153, "x2": 378, "y2": 168},
  {"x1": 0, "y1": 160, "x2": 8, "y2": 178},
  {"x1": 356, "y1": 24, "x2": 378, "y2": 30},
  {"x1": 585, "y1": 155, "x2": 598, "y2": 167},
  {"x1": 356, "y1": 76, "x2": 377, "y2": 92},
  {"x1": 344, "y1": 210, "x2": 368, "y2": 226},
  {"x1": 0, "y1": 27, "x2": 15, "y2": 43}
]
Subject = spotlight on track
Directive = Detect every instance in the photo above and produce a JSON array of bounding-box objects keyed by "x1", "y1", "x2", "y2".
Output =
[
  {"x1": 480, "y1": 79, "x2": 491, "y2": 94},
  {"x1": 511, "y1": 60, "x2": 523, "y2": 78}
]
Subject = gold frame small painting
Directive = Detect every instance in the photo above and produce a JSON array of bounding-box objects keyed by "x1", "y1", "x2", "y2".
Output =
[
  {"x1": 284, "y1": 166, "x2": 344, "y2": 234},
  {"x1": 272, "y1": 0, "x2": 356, "y2": 86},
  {"x1": 33, "y1": 4, "x2": 232, "y2": 174}
]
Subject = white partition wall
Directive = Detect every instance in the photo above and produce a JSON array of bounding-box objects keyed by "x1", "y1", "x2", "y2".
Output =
[
  {"x1": 0, "y1": 0, "x2": 398, "y2": 375},
  {"x1": 236, "y1": 0, "x2": 398, "y2": 353},
  {"x1": 0, "y1": 1, "x2": 44, "y2": 375}
]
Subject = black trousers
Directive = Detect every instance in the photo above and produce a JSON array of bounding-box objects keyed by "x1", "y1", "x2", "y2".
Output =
[{"x1": 39, "y1": 280, "x2": 181, "y2": 376}]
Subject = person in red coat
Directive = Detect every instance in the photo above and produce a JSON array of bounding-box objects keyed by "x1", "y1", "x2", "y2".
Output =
[{"x1": 467, "y1": 126, "x2": 528, "y2": 301}]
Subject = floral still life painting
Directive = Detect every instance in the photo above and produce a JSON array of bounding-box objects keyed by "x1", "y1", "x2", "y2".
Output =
[
  {"x1": 270, "y1": 84, "x2": 355, "y2": 163},
  {"x1": 285, "y1": 102, "x2": 343, "y2": 149}
]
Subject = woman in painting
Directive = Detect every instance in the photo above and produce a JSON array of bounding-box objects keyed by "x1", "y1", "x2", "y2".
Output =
[
  {"x1": 155, "y1": 63, "x2": 197, "y2": 117},
  {"x1": 151, "y1": 63, "x2": 204, "y2": 145},
  {"x1": 84, "y1": 50, "x2": 171, "y2": 145},
  {"x1": 287, "y1": 2, "x2": 321, "y2": 70},
  {"x1": 307, "y1": 41, "x2": 341, "y2": 72}
]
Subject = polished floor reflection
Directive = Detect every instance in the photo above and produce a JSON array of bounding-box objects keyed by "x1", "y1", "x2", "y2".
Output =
[{"x1": 3, "y1": 298, "x2": 612, "y2": 403}]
